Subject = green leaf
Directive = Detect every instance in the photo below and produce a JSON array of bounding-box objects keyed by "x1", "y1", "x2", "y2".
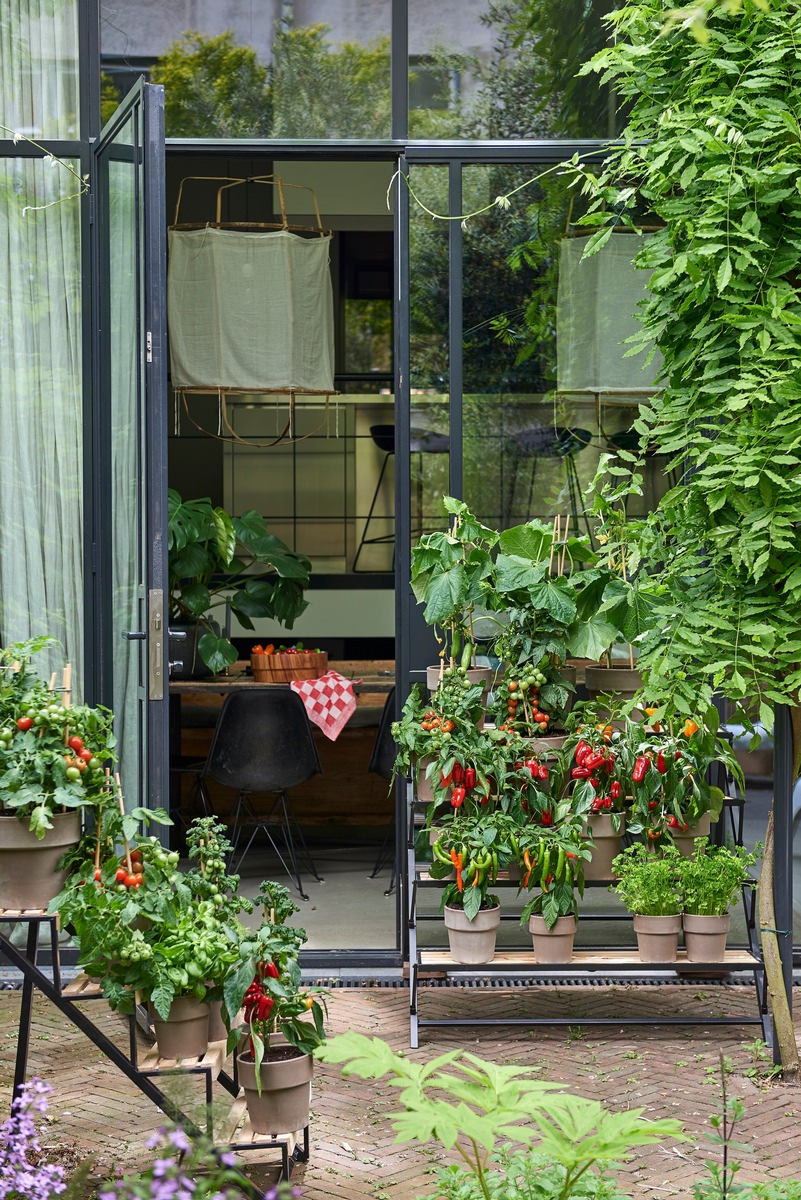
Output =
[
  {"x1": 413, "y1": 563, "x2": 468, "y2": 626},
  {"x1": 197, "y1": 632, "x2": 238, "y2": 674}
]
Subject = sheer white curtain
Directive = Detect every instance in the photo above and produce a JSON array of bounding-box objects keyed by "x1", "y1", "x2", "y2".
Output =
[
  {"x1": 0, "y1": 158, "x2": 84, "y2": 692},
  {"x1": 0, "y1": 1, "x2": 80, "y2": 139}
]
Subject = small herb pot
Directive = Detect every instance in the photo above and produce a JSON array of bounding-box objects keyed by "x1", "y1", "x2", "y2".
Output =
[
  {"x1": 632, "y1": 914, "x2": 681, "y2": 963},
  {"x1": 682, "y1": 912, "x2": 730, "y2": 962}
]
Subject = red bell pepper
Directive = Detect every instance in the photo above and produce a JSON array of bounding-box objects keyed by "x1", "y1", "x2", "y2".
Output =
[
  {"x1": 464, "y1": 767, "x2": 476, "y2": 791},
  {"x1": 538, "y1": 764, "x2": 549, "y2": 781},
  {"x1": 632, "y1": 755, "x2": 650, "y2": 783},
  {"x1": 584, "y1": 751, "x2": 606, "y2": 771},
  {"x1": 452, "y1": 762, "x2": 465, "y2": 785},
  {"x1": 540, "y1": 810, "x2": 553, "y2": 826},
  {"x1": 571, "y1": 766, "x2": 591, "y2": 779},
  {"x1": 451, "y1": 786, "x2": 466, "y2": 808}
]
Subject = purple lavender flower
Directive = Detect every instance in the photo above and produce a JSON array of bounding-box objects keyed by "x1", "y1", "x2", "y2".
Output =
[{"x1": 0, "y1": 1079, "x2": 66, "y2": 1200}]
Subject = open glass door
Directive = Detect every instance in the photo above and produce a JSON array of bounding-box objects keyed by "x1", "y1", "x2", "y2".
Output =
[{"x1": 92, "y1": 80, "x2": 168, "y2": 813}]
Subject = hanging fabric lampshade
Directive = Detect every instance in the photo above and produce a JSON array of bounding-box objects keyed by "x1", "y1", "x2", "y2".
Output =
[
  {"x1": 168, "y1": 226, "x2": 334, "y2": 395},
  {"x1": 556, "y1": 233, "x2": 662, "y2": 395}
]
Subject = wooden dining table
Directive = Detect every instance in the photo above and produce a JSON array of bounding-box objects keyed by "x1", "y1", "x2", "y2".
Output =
[{"x1": 168, "y1": 660, "x2": 396, "y2": 826}]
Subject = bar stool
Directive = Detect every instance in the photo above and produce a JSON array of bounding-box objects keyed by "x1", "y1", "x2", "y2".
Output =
[
  {"x1": 507, "y1": 425, "x2": 593, "y2": 541},
  {"x1": 410, "y1": 427, "x2": 449, "y2": 539},
  {"x1": 353, "y1": 425, "x2": 396, "y2": 573}
]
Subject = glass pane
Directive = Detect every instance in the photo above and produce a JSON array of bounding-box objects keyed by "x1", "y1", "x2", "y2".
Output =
[
  {"x1": 408, "y1": 0, "x2": 623, "y2": 140},
  {"x1": 107, "y1": 7, "x2": 392, "y2": 139},
  {"x1": 1, "y1": 1, "x2": 80, "y2": 139},
  {"x1": 460, "y1": 163, "x2": 668, "y2": 532},
  {"x1": 0, "y1": 157, "x2": 84, "y2": 690},
  {"x1": 409, "y1": 165, "x2": 450, "y2": 537},
  {"x1": 106, "y1": 115, "x2": 147, "y2": 809}
]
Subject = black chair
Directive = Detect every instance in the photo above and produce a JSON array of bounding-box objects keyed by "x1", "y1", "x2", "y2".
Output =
[
  {"x1": 353, "y1": 425, "x2": 396, "y2": 573},
  {"x1": 367, "y1": 688, "x2": 398, "y2": 895},
  {"x1": 196, "y1": 689, "x2": 324, "y2": 900}
]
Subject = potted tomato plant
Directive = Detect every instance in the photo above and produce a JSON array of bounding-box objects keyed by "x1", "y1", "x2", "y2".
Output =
[
  {"x1": 610, "y1": 842, "x2": 684, "y2": 963},
  {"x1": 224, "y1": 882, "x2": 327, "y2": 1135},
  {"x1": 0, "y1": 639, "x2": 116, "y2": 910},
  {"x1": 168, "y1": 490, "x2": 312, "y2": 675},
  {"x1": 51, "y1": 811, "x2": 245, "y2": 1059}
]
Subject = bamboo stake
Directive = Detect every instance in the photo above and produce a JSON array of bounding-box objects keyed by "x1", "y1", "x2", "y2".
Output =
[
  {"x1": 48, "y1": 673, "x2": 57, "y2": 692},
  {"x1": 559, "y1": 514, "x2": 571, "y2": 576},
  {"x1": 114, "y1": 771, "x2": 132, "y2": 875},
  {"x1": 548, "y1": 515, "x2": 559, "y2": 576},
  {"x1": 620, "y1": 546, "x2": 635, "y2": 670},
  {"x1": 62, "y1": 664, "x2": 71, "y2": 708}
]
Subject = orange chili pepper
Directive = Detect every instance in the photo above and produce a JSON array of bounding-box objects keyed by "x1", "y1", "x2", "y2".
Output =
[
  {"x1": 683, "y1": 720, "x2": 699, "y2": 738},
  {"x1": 451, "y1": 849, "x2": 464, "y2": 893},
  {"x1": 265, "y1": 643, "x2": 275, "y2": 654}
]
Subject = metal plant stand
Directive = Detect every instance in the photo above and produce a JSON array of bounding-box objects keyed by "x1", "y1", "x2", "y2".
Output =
[
  {"x1": 0, "y1": 912, "x2": 309, "y2": 1179},
  {"x1": 405, "y1": 786, "x2": 770, "y2": 1050}
]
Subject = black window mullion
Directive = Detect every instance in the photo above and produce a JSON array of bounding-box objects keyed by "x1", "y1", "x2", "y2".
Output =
[{"x1": 448, "y1": 160, "x2": 462, "y2": 502}]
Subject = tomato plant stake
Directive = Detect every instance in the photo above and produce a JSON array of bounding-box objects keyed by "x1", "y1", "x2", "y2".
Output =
[{"x1": 114, "y1": 771, "x2": 133, "y2": 876}]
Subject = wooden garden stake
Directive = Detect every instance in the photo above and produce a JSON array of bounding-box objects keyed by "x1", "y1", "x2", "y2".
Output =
[
  {"x1": 114, "y1": 771, "x2": 133, "y2": 875},
  {"x1": 559, "y1": 514, "x2": 571, "y2": 575},
  {"x1": 548, "y1": 515, "x2": 559, "y2": 575},
  {"x1": 48, "y1": 673, "x2": 57, "y2": 692},
  {"x1": 62, "y1": 663, "x2": 71, "y2": 708}
]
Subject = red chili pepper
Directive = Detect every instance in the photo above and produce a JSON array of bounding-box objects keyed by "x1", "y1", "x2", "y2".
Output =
[
  {"x1": 584, "y1": 751, "x2": 606, "y2": 771},
  {"x1": 464, "y1": 767, "x2": 476, "y2": 791},
  {"x1": 257, "y1": 995, "x2": 274, "y2": 1021},
  {"x1": 452, "y1": 762, "x2": 465, "y2": 785},
  {"x1": 441, "y1": 768, "x2": 453, "y2": 788},
  {"x1": 603, "y1": 757, "x2": 615, "y2": 775},
  {"x1": 610, "y1": 781, "x2": 621, "y2": 800},
  {"x1": 538, "y1": 764, "x2": 549, "y2": 781},
  {"x1": 481, "y1": 785, "x2": 490, "y2": 805},
  {"x1": 451, "y1": 785, "x2": 466, "y2": 808},
  {"x1": 675, "y1": 750, "x2": 682, "y2": 761},
  {"x1": 264, "y1": 961, "x2": 280, "y2": 980},
  {"x1": 656, "y1": 750, "x2": 667, "y2": 775},
  {"x1": 632, "y1": 755, "x2": 650, "y2": 783},
  {"x1": 571, "y1": 766, "x2": 591, "y2": 779},
  {"x1": 540, "y1": 810, "x2": 553, "y2": 826},
  {"x1": 575, "y1": 740, "x2": 591, "y2": 766},
  {"x1": 603, "y1": 797, "x2": 613, "y2": 810},
  {"x1": 590, "y1": 777, "x2": 601, "y2": 790},
  {"x1": 590, "y1": 798, "x2": 602, "y2": 812},
  {"x1": 524, "y1": 758, "x2": 539, "y2": 777}
]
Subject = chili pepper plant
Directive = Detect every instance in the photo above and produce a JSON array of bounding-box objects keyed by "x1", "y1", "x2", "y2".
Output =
[
  {"x1": 430, "y1": 811, "x2": 519, "y2": 921},
  {"x1": 224, "y1": 883, "x2": 327, "y2": 1085},
  {"x1": 516, "y1": 818, "x2": 589, "y2": 931},
  {"x1": 625, "y1": 705, "x2": 743, "y2": 845},
  {"x1": 563, "y1": 704, "x2": 636, "y2": 833},
  {"x1": 0, "y1": 638, "x2": 117, "y2": 837}
]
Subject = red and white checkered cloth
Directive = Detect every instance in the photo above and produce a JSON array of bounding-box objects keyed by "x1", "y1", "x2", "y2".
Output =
[{"x1": 290, "y1": 671, "x2": 357, "y2": 741}]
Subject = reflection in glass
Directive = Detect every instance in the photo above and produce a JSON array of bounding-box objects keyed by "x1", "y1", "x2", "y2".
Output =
[
  {"x1": 409, "y1": 166, "x2": 450, "y2": 537},
  {"x1": 0, "y1": 159, "x2": 83, "y2": 688},
  {"x1": 408, "y1": 0, "x2": 624, "y2": 140},
  {"x1": 0, "y1": 1, "x2": 80, "y2": 139}
]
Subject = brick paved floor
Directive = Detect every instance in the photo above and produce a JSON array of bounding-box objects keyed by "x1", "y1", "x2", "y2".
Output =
[{"x1": 1, "y1": 983, "x2": 800, "y2": 1197}]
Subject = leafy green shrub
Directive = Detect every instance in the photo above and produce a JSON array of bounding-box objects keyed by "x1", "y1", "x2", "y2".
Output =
[
  {"x1": 610, "y1": 842, "x2": 683, "y2": 916},
  {"x1": 681, "y1": 840, "x2": 761, "y2": 917}
]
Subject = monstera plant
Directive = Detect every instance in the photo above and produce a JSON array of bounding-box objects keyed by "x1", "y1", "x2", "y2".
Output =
[{"x1": 167, "y1": 490, "x2": 311, "y2": 674}]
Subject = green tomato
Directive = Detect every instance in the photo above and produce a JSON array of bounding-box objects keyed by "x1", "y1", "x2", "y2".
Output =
[{"x1": 65, "y1": 766, "x2": 81, "y2": 781}]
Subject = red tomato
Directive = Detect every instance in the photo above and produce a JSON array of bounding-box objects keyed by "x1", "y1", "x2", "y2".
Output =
[
  {"x1": 68, "y1": 736, "x2": 84, "y2": 752},
  {"x1": 78, "y1": 748, "x2": 93, "y2": 762},
  {"x1": 115, "y1": 867, "x2": 127, "y2": 883},
  {"x1": 16, "y1": 717, "x2": 33, "y2": 731}
]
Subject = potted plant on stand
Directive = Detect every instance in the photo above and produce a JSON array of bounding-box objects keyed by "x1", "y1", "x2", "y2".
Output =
[
  {"x1": 429, "y1": 811, "x2": 515, "y2": 963},
  {"x1": 626, "y1": 705, "x2": 743, "y2": 854},
  {"x1": 225, "y1": 882, "x2": 327, "y2": 1135},
  {"x1": 680, "y1": 839, "x2": 761, "y2": 963},
  {"x1": 51, "y1": 811, "x2": 244, "y2": 1059},
  {"x1": 610, "y1": 842, "x2": 684, "y2": 963},
  {"x1": 516, "y1": 817, "x2": 589, "y2": 963},
  {"x1": 563, "y1": 706, "x2": 634, "y2": 880},
  {"x1": 0, "y1": 639, "x2": 117, "y2": 910},
  {"x1": 167, "y1": 489, "x2": 312, "y2": 676}
]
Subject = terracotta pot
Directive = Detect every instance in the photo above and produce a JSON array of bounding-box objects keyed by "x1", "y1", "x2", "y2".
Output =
[
  {"x1": 581, "y1": 813, "x2": 625, "y2": 882},
  {"x1": 632, "y1": 914, "x2": 681, "y2": 963},
  {"x1": 528, "y1": 914, "x2": 577, "y2": 963},
  {"x1": 205, "y1": 999, "x2": 227, "y2": 1043},
  {"x1": 0, "y1": 812, "x2": 81, "y2": 911},
  {"x1": 426, "y1": 665, "x2": 493, "y2": 693},
  {"x1": 443, "y1": 904, "x2": 500, "y2": 964},
  {"x1": 148, "y1": 995, "x2": 210, "y2": 1060},
  {"x1": 237, "y1": 1042, "x2": 313, "y2": 1135},
  {"x1": 584, "y1": 665, "x2": 643, "y2": 704},
  {"x1": 524, "y1": 733, "x2": 567, "y2": 754},
  {"x1": 672, "y1": 813, "x2": 712, "y2": 858},
  {"x1": 416, "y1": 756, "x2": 435, "y2": 803},
  {"x1": 682, "y1": 912, "x2": 731, "y2": 962}
]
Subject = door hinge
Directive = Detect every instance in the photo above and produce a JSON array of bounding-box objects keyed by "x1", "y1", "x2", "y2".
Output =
[{"x1": 146, "y1": 331, "x2": 153, "y2": 363}]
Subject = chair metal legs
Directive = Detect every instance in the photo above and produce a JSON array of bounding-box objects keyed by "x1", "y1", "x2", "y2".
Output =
[
  {"x1": 368, "y1": 825, "x2": 396, "y2": 896},
  {"x1": 228, "y1": 789, "x2": 324, "y2": 901}
]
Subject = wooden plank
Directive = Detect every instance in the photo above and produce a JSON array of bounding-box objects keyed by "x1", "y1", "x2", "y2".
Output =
[
  {"x1": 62, "y1": 974, "x2": 104, "y2": 999},
  {"x1": 418, "y1": 949, "x2": 759, "y2": 969},
  {"x1": 138, "y1": 1039, "x2": 228, "y2": 1075}
]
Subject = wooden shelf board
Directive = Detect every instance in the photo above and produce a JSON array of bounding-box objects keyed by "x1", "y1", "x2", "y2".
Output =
[
  {"x1": 418, "y1": 949, "x2": 760, "y2": 970},
  {"x1": 62, "y1": 973, "x2": 104, "y2": 999},
  {"x1": 138, "y1": 1038, "x2": 229, "y2": 1075}
]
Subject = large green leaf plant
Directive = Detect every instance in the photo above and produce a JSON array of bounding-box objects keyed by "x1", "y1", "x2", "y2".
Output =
[
  {"x1": 167, "y1": 489, "x2": 311, "y2": 673},
  {"x1": 564, "y1": 0, "x2": 801, "y2": 1075}
]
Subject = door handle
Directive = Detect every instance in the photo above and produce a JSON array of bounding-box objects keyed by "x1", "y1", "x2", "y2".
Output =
[
  {"x1": 121, "y1": 631, "x2": 146, "y2": 640},
  {"x1": 167, "y1": 629, "x2": 188, "y2": 640}
]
